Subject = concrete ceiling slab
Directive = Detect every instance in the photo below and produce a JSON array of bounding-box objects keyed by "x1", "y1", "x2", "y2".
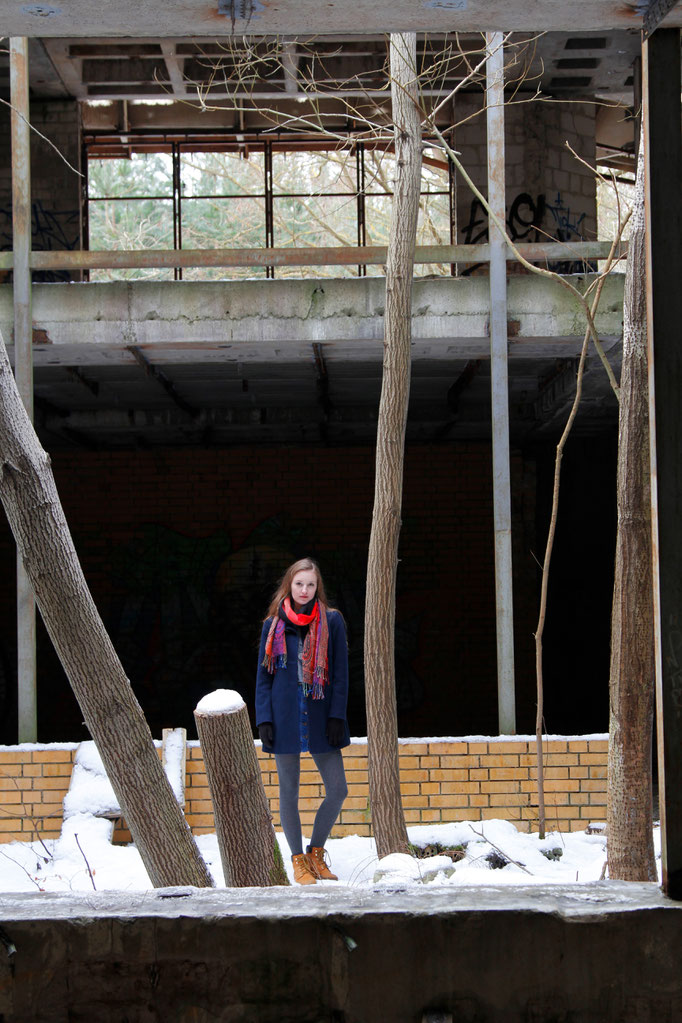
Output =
[
  {"x1": 0, "y1": 276, "x2": 623, "y2": 447},
  {"x1": 0, "y1": 1, "x2": 667, "y2": 38}
]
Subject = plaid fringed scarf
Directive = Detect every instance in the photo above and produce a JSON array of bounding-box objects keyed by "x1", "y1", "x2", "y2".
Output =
[{"x1": 262, "y1": 597, "x2": 329, "y2": 699}]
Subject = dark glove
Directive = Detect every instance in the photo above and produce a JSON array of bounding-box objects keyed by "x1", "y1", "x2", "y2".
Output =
[
  {"x1": 258, "y1": 722, "x2": 274, "y2": 747},
  {"x1": 326, "y1": 717, "x2": 345, "y2": 747}
]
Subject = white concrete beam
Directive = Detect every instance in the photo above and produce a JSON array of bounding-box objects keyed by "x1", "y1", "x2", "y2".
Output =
[
  {"x1": 0, "y1": 1, "x2": 664, "y2": 38},
  {"x1": 0, "y1": 276, "x2": 625, "y2": 367}
]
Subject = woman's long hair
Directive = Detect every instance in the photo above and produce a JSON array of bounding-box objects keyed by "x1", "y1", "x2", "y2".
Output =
[{"x1": 265, "y1": 558, "x2": 332, "y2": 619}]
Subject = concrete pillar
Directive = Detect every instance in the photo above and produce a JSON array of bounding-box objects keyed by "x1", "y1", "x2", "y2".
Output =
[
  {"x1": 486, "y1": 32, "x2": 516, "y2": 734},
  {"x1": 643, "y1": 28, "x2": 682, "y2": 900},
  {"x1": 10, "y1": 38, "x2": 37, "y2": 743}
]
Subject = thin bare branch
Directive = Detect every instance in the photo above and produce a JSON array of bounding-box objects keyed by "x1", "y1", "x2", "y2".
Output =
[
  {"x1": 0, "y1": 847, "x2": 44, "y2": 891},
  {"x1": 533, "y1": 221, "x2": 630, "y2": 835},
  {"x1": 73, "y1": 832, "x2": 97, "y2": 890},
  {"x1": 469, "y1": 826, "x2": 533, "y2": 874}
]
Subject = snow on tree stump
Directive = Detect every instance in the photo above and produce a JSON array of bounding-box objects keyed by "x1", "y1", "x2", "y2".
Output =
[{"x1": 194, "y1": 689, "x2": 289, "y2": 887}]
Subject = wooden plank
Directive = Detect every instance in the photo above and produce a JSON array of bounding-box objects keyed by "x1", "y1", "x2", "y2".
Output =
[{"x1": 162, "y1": 728, "x2": 187, "y2": 810}]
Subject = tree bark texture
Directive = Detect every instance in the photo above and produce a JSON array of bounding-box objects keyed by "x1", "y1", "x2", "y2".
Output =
[
  {"x1": 195, "y1": 698, "x2": 289, "y2": 887},
  {"x1": 606, "y1": 149, "x2": 657, "y2": 882},
  {"x1": 364, "y1": 33, "x2": 422, "y2": 860},
  {"x1": 0, "y1": 329, "x2": 213, "y2": 889}
]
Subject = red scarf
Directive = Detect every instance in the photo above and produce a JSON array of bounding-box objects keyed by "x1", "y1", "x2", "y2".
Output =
[{"x1": 263, "y1": 597, "x2": 329, "y2": 699}]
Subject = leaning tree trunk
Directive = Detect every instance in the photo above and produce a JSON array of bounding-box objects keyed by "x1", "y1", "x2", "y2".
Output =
[
  {"x1": 364, "y1": 32, "x2": 422, "y2": 860},
  {"x1": 606, "y1": 147, "x2": 657, "y2": 882},
  {"x1": 194, "y1": 690, "x2": 289, "y2": 887},
  {"x1": 0, "y1": 327, "x2": 213, "y2": 889}
]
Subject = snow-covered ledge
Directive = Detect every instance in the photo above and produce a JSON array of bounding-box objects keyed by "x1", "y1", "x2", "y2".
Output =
[{"x1": 0, "y1": 882, "x2": 677, "y2": 1022}]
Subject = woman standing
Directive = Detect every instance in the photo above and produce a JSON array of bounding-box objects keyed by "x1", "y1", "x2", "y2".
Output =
[{"x1": 256, "y1": 558, "x2": 349, "y2": 885}]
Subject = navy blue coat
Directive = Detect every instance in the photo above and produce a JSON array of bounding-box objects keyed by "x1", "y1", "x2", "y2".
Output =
[{"x1": 255, "y1": 609, "x2": 350, "y2": 755}]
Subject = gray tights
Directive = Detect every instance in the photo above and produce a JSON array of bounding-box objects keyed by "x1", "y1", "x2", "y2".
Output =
[{"x1": 274, "y1": 750, "x2": 348, "y2": 856}]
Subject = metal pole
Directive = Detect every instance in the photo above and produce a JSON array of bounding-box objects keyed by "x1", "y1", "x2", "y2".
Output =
[
  {"x1": 486, "y1": 32, "x2": 516, "y2": 734},
  {"x1": 643, "y1": 28, "x2": 682, "y2": 900},
  {"x1": 264, "y1": 140, "x2": 274, "y2": 279},
  {"x1": 356, "y1": 141, "x2": 367, "y2": 277},
  {"x1": 448, "y1": 151, "x2": 457, "y2": 277},
  {"x1": 10, "y1": 38, "x2": 37, "y2": 743}
]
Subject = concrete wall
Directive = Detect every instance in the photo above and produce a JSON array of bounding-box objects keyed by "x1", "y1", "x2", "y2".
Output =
[
  {"x1": 0, "y1": 94, "x2": 595, "y2": 280},
  {"x1": 0, "y1": 432, "x2": 619, "y2": 745},
  {"x1": 452, "y1": 95, "x2": 597, "y2": 261},
  {"x1": 0, "y1": 100, "x2": 81, "y2": 280},
  {"x1": 0, "y1": 884, "x2": 679, "y2": 1023},
  {"x1": 0, "y1": 442, "x2": 541, "y2": 743},
  {"x1": 0, "y1": 737, "x2": 608, "y2": 844}
]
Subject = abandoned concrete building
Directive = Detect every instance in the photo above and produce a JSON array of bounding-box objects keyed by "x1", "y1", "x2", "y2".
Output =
[
  {"x1": 1, "y1": 2, "x2": 682, "y2": 1019},
  {"x1": 0, "y1": 25, "x2": 640, "y2": 746}
]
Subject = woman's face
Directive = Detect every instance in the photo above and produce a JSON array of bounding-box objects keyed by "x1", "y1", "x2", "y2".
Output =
[{"x1": 290, "y1": 569, "x2": 318, "y2": 609}]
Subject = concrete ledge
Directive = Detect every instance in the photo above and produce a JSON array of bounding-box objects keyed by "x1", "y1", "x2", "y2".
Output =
[
  {"x1": 0, "y1": 883, "x2": 679, "y2": 1021},
  {"x1": 0, "y1": 275, "x2": 625, "y2": 365}
]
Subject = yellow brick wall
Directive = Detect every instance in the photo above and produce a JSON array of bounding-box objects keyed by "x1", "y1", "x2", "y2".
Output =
[
  {"x1": 0, "y1": 746, "x2": 76, "y2": 843},
  {"x1": 0, "y1": 738, "x2": 608, "y2": 844},
  {"x1": 186, "y1": 738, "x2": 608, "y2": 838}
]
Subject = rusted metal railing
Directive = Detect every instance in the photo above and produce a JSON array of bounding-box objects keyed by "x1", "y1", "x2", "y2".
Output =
[{"x1": 0, "y1": 240, "x2": 623, "y2": 273}]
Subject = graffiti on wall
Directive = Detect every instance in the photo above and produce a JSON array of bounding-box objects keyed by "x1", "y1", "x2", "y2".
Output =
[
  {"x1": 461, "y1": 191, "x2": 547, "y2": 247},
  {"x1": 460, "y1": 191, "x2": 593, "y2": 274},
  {"x1": 0, "y1": 199, "x2": 80, "y2": 281},
  {"x1": 545, "y1": 192, "x2": 586, "y2": 243}
]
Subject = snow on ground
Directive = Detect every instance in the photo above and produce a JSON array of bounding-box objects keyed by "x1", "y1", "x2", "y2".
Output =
[
  {"x1": 0, "y1": 733, "x2": 649, "y2": 895},
  {"x1": 0, "y1": 815, "x2": 662, "y2": 894}
]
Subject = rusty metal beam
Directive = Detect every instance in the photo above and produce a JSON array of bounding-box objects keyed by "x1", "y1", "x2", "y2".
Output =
[
  {"x1": 644, "y1": 28, "x2": 682, "y2": 900},
  {"x1": 10, "y1": 42, "x2": 32, "y2": 424},
  {"x1": 312, "y1": 343, "x2": 333, "y2": 418},
  {"x1": 159, "y1": 41, "x2": 187, "y2": 98},
  {"x1": 446, "y1": 359, "x2": 482, "y2": 416},
  {"x1": 10, "y1": 37, "x2": 37, "y2": 744},
  {"x1": 434, "y1": 359, "x2": 483, "y2": 438},
  {"x1": 0, "y1": 241, "x2": 623, "y2": 273},
  {"x1": 281, "y1": 40, "x2": 301, "y2": 95},
  {"x1": 312, "y1": 341, "x2": 333, "y2": 443},
  {"x1": 65, "y1": 366, "x2": 100, "y2": 397},
  {"x1": 127, "y1": 346, "x2": 198, "y2": 418},
  {"x1": 643, "y1": 0, "x2": 682, "y2": 37}
]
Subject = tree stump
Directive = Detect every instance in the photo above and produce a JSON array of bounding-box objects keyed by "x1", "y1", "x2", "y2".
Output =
[{"x1": 194, "y1": 690, "x2": 289, "y2": 887}]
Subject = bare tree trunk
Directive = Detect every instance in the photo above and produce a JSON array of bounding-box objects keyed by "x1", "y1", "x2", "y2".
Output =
[
  {"x1": 607, "y1": 148, "x2": 657, "y2": 882},
  {"x1": 364, "y1": 33, "x2": 422, "y2": 860},
  {"x1": 0, "y1": 328, "x2": 213, "y2": 889},
  {"x1": 194, "y1": 692, "x2": 289, "y2": 887}
]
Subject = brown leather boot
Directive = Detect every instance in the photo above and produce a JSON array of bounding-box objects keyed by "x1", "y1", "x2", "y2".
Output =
[
  {"x1": 292, "y1": 853, "x2": 317, "y2": 885},
  {"x1": 307, "y1": 846, "x2": 338, "y2": 881}
]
